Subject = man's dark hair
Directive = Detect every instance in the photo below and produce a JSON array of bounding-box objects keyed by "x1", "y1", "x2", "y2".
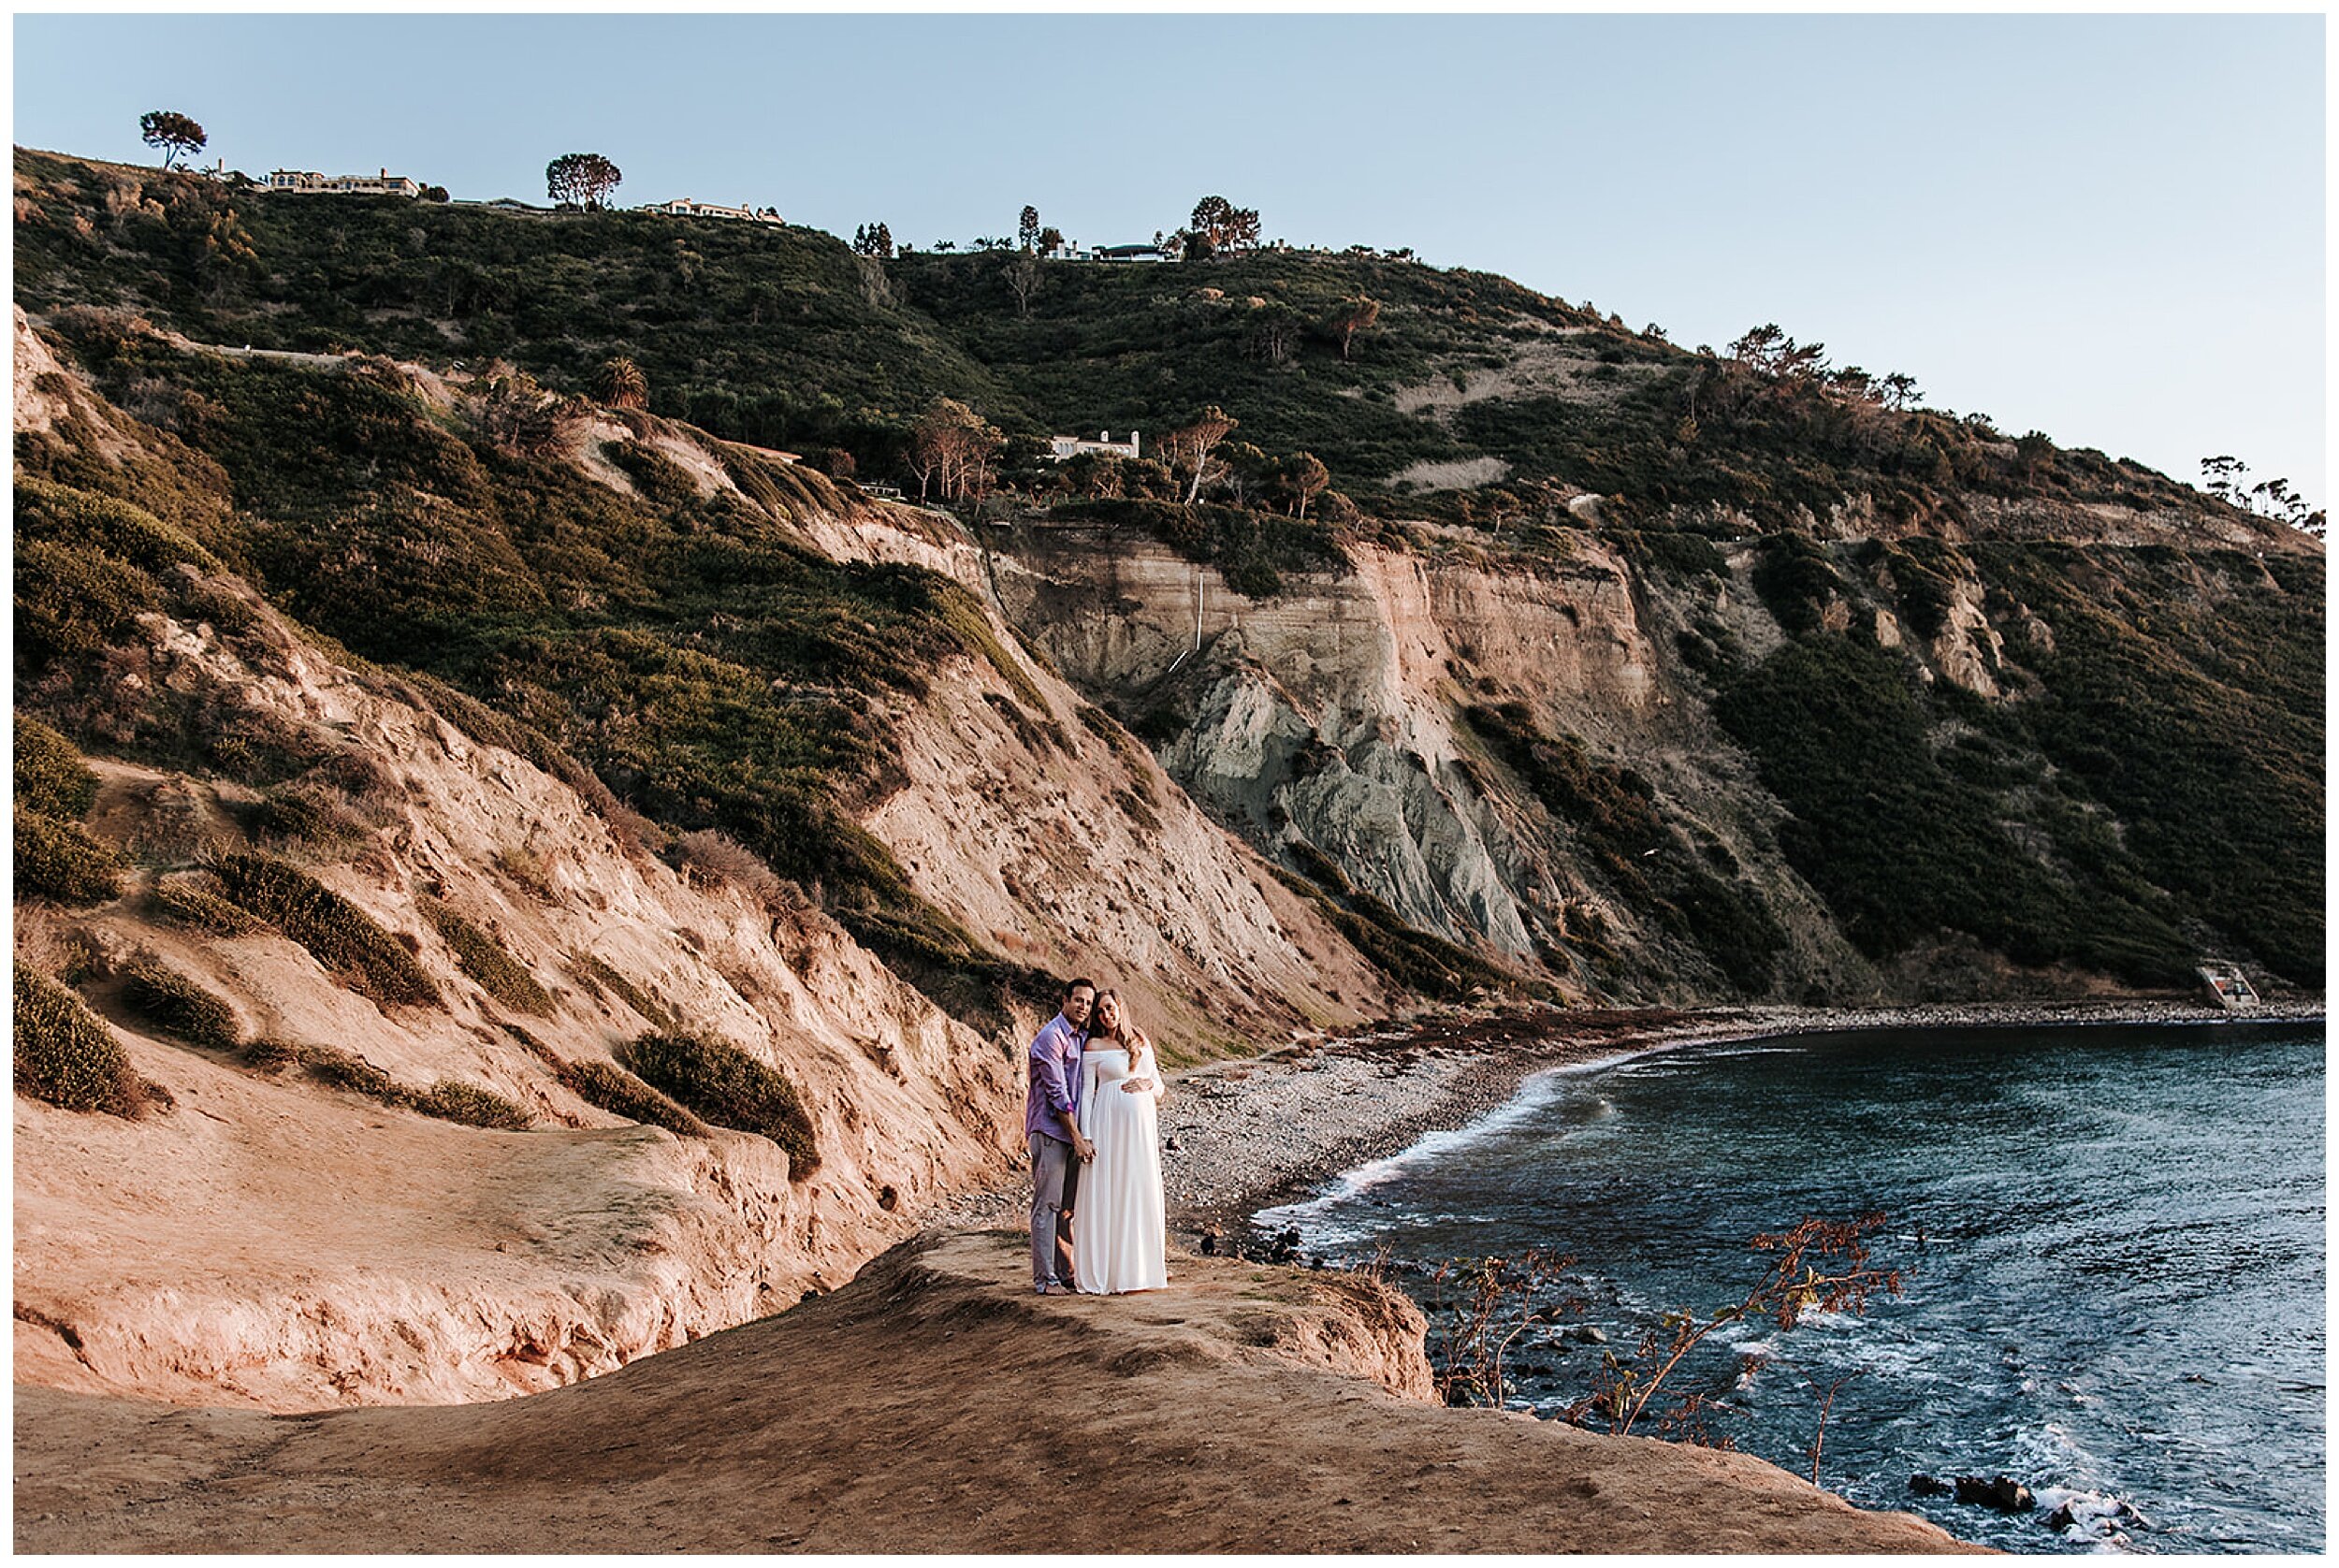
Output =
[{"x1": 1064, "y1": 976, "x2": 1096, "y2": 999}]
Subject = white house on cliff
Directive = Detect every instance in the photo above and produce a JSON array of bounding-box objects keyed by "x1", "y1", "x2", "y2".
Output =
[{"x1": 1050, "y1": 430, "x2": 1140, "y2": 461}]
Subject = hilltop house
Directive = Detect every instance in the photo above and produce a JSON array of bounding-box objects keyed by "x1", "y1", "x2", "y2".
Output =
[
  {"x1": 267, "y1": 167, "x2": 422, "y2": 198},
  {"x1": 643, "y1": 197, "x2": 783, "y2": 225},
  {"x1": 1050, "y1": 430, "x2": 1141, "y2": 462},
  {"x1": 1043, "y1": 241, "x2": 1178, "y2": 264}
]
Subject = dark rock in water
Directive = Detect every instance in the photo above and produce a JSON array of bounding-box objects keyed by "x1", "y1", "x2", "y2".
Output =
[
  {"x1": 1563, "y1": 1325, "x2": 1608, "y2": 1345},
  {"x1": 2044, "y1": 1504, "x2": 2076, "y2": 1532},
  {"x1": 1954, "y1": 1475, "x2": 2035, "y2": 1512},
  {"x1": 1909, "y1": 1474, "x2": 1953, "y2": 1498}
]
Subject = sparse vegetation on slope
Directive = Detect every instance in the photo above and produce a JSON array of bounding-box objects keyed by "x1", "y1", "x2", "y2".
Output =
[
  {"x1": 427, "y1": 906, "x2": 555, "y2": 1015},
  {"x1": 206, "y1": 852, "x2": 438, "y2": 1007},
  {"x1": 622, "y1": 1030, "x2": 820, "y2": 1175},
  {"x1": 15, "y1": 968, "x2": 153, "y2": 1117},
  {"x1": 120, "y1": 957, "x2": 240, "y2": 1050}
]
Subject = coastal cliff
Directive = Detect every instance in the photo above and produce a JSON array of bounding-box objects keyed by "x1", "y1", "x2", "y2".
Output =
[
  {"x1": 992, "y1": 508, "x2": 2320, "y2": 1004},
  {"x1": 11, "y1": 302, "x2": 1388, "y2": 1410},
  {"x1": 9, "y1": 141, "x2": 2317, "y2": 1552}
]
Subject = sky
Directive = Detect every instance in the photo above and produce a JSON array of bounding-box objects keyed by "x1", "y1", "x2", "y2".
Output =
[{"x1": 12, "y1": 11, "x2": 2326, "y2": 506}]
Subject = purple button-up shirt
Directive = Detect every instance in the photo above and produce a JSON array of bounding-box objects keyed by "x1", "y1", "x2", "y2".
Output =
[{"x1": 1024, "y1": 1011, "x2": 1085, "y2": 1142}]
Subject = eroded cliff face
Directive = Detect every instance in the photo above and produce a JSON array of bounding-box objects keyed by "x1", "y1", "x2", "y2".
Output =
[
  {"x1": 14, "y1": 569, "x2": 1025, "y2": 1409},
  {"x1": 991, "y1": 499, "x2": 2319, "y2": 1004},
  {"x1": 990, "y1": 527, "x2": 1787, "y2": 1000},
  {"x1": 10, "y1": 312, "x2": 1395, "y2": 1412}
]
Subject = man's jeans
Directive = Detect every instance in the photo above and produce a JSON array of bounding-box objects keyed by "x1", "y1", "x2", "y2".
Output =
[{"x1": 1029, "y1": 1133, "x2": 1082, "y2": 1288}]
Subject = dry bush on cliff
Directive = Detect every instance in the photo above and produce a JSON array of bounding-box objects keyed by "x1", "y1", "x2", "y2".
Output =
[
  {"x1": 119, "y1": 957, "x2": 240, "y2": 1051},
  {"x1": 622, "y1": 1030, "x2": 820, "y2": 1176},
  {"x1": 555, "y1": 1058, "x2": 710, "y2": 1138},
  {"x1": 205, "y1": 852, "x2": 437, "y2": 1007},
  {"x1": 425, "y1": 906, "x2": 554, "y2": 1016},
  {"x1": 671, "y1": 828, "x2": 792, "y2": 907},
  {"x1": 149, "y1": 871, "x2": 266, "y2": 936},
  {"x1": 412, "y1": 1080, "x2": 534, "y2": 1131},
  {"x1": 297, "y1": 1043, "x2": 531, "y2": 1130},
  {"x1": 14, "y1": 969, "x2": 154, "y2": 1117}
]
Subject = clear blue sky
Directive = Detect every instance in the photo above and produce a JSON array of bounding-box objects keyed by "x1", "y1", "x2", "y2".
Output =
[{"x1": 14, "y1": 12, "x2": 2325, "y2": 505}]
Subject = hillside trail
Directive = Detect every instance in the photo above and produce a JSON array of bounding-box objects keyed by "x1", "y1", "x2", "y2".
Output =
[{"x1": 15, "y1": 1229, "x2": 1979, "y2": 1554}]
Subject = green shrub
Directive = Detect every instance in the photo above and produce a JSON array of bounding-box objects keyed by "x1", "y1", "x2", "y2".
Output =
[
  {"x1": 14, "y1": 475, "x2": 221, "y2": 574},
  {"x1": 150, "y1": 871, "x2": 268, "y2": 935},
  {"x1": 14, "y1": 535, "x2": 160, "y2": 665},
  {"x1": 426, "y1": 906, "x2": 553, "y2": 1015},
  {"x1": 14, "y1": 968, "x2": 150, "y2": 1117},
  {"x1": 1751, "y1": 533, "x2": 1844, "y2": 637},
  {"x1": 119, "y1": 958, "x2": 240, "y2": 1051},
  {"x1": 412, "y1": 1079, "x2": 533, "y2": 1130},
  {"x1": 15, "y1": 810, "x2": 124, "y2": 905},
  {"x1": 604, "y1": 440, "x2": 702, "y2": 508},
  {"x1": 622, "y1": 1030, "x2": 819, "y2": 1175},
  {"x1": 205, "y1": 852, "x2": 438, "y2": 1007},
  {"x1": 15, "y1": 715, "x2": 99, "y2": 818},
  {"x1": 557, "y1": 1057, "x2": 709, "y2": 1137}
]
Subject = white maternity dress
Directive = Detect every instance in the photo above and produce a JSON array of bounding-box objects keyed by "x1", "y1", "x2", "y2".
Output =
[{"x1": 1073, "y1": 1044, "x2": 1168, "y2": 1293}]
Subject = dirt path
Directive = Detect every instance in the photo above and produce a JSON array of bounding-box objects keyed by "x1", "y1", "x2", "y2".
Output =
[{"x1": 15, "y1": 1229, "x2": 1977, "y2": 1554}]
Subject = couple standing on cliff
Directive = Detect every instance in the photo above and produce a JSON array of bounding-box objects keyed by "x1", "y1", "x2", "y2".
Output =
[{"x1": 1027, "y1": 977, "x2": 1170, "y2": 1295}]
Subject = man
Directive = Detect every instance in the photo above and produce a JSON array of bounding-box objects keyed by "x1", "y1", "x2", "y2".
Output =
[{"x1": 1026, "y1": 977, "x2": 1096, "y2": 1295}]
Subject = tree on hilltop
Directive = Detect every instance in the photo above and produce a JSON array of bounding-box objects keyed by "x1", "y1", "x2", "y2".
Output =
[
  {"x1": 1188, "y1": 195, "x2": 1261, "y2": 255},
  {"x1": 851, "y1": 222, "x2": 895, "y2": 258},
  {"x1": 1018, "y1": 205, "x2": 1041, "y2": 252},
  {"x1": 2202, "y1": 455, "x2": 2326, "y2": 534},
  {"x1": 1038, "y1": 225, "x2": 1064, "y2": 256},
  {"x1": 138, "y1": 110, "x2": 207, "y2": 170},
  {"x1": 546, "y1": 152, "x2": 622, "y2": 211}
]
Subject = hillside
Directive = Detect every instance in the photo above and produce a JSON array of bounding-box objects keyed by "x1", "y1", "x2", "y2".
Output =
[
  {"x1": 15, "y1": 144, "x2": 2324, "y2": 1007},
  {"x1": 12, "y1": 144, "x2": 2254, "y2": 530},
  {"x1": 10, "y1": 296, "x2": 1393, "y2": 1408},
  {"x1": 9, "y1": 142, "x2": 2322, "y2": 1417}
]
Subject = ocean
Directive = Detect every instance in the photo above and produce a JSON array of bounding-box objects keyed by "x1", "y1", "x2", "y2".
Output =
[{"x1": 1257, "y1": 1022, "x2": 2325, "y2": 1553}]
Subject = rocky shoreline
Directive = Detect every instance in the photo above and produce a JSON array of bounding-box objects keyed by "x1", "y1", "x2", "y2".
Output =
[{"x1": 928, "y1": 996, "x2": 2324, "y2": 1250}]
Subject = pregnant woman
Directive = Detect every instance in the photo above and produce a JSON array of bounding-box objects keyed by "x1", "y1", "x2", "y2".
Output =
[{"x1": 1073, "y1": 989, "x2": 1169, "y2": 1294}]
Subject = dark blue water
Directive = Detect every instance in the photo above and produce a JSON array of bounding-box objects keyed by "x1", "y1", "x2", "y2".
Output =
[{"x1": 1260, "y1": 1024, "x2": 2324, "y2": 1553}]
